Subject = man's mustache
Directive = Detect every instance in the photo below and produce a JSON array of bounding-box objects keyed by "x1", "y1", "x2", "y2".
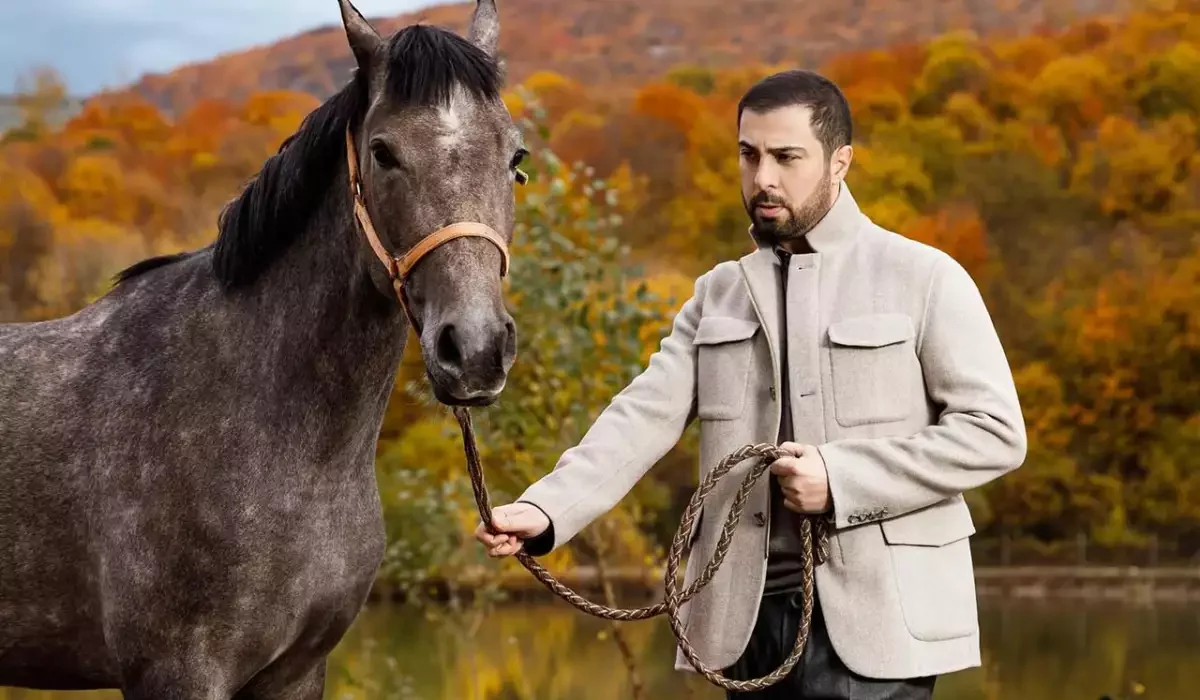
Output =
[{"x1": 751, "y1": 192, "x2": 789, "y2": 208}]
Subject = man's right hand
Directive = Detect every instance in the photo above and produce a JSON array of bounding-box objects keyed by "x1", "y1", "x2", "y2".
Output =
[{"x1": 474, "y1": 502, "x2": 551, "y2": 558}]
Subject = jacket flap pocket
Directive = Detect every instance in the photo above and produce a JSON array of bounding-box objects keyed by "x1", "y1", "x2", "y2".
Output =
[
  {"x1": 881, "y1": 499, "x2": 976, "y2": 546},
  {"x1": 828, "y1": 313, "x2": 914, "y2": 348},
  {"x1": 693, "y1": 316, "x2": 760, "y2": 346}
]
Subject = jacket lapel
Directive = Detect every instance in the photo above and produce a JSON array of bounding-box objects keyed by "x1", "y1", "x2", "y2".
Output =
[{"x1": 737, "y1": 247, "x2": 781, "y2": 394}]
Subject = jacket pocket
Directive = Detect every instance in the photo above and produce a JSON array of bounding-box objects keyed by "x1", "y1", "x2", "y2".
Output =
[
  {"x1": 881, "y1": 498, "x2": 979, "y2": 642},
  {"x1": 692, "y1": 316, "x2": 760, "y2": 421},
  {"x1": 827, "y1": 313, "x2": 917, "y2": 427}
]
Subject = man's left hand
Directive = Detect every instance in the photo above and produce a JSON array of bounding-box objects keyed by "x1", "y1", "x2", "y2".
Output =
[{"x1": 769, "y1": 442, "x2": 831, "y2": 514}]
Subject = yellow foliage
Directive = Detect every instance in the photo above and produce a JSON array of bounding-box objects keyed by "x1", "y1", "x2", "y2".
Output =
[
  {"x1": 23, "y1": 217, "x2": 146, "y2": 318},
  {"x1": 1029, "y1": 54, "x2": 1113, "y2": 132},
  {"x1": 0, "y1": 160, "x2": 65, "y2": 227},
  {"x1": 500, "y1": 88, "x2": 525, "y2": 118},
  {"x1": 1070, "y1": 113, "x2": 1199, "y2": 224},
  {"x1": 58, "y1": 154, "x2": 132, "y2": 223},
  {"x1": 516, "y1": 70, "x2": 589, "y2": 125},
  {"x1": 850, "y1": 144, "x2": 935, "y2": 209},
  {"x1": 241, "y1": 90, "x2": 320, "y2": 133}
]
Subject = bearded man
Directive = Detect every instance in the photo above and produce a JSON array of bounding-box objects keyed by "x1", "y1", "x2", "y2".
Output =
[{"x1": 475, "y1": 69, "x2": 1027, "y2": 698}]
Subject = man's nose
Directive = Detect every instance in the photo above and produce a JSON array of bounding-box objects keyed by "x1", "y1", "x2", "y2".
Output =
[{"x1": 753, "y1": 161, "x2": 779, "y2": 191}]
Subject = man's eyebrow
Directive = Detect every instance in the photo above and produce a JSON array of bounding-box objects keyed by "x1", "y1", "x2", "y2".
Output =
[{"x1": 737, "y1": 141, "x2": 807, "y2": 156}]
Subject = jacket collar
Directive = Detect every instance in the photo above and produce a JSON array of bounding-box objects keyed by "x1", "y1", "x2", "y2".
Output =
[
  {"x1": 746, "y1": 180, "x2": 863, "y2": 255},
  {"x1": 736, "y1": 182, "x2": 863, "y2": 370}
]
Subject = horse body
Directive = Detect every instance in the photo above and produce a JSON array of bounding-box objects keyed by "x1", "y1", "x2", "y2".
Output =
[
  {"x1": 1, "y1": 2, "x2": 521, "y2": 697},
  {"x1": 2, "y1": 212, "x2": 396, "y2": 694}
]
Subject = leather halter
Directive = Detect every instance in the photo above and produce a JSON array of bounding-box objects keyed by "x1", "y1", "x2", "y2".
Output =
[{"x1": 344, "y1": 126, "x2": 510, "y2": 332}]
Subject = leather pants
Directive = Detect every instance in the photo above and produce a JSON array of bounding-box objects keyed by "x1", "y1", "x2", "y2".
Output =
[{"x1": 723, "y1": 590, "x2": 937, "y2": 699}]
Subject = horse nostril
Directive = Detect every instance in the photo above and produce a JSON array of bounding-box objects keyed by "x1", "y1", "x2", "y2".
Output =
[
  {"x1": 503, "y1": 319, "x2": 517, "y2": 356},
  {"x1": 436, "y1": 324, "x2": 463, "y2": 372}
]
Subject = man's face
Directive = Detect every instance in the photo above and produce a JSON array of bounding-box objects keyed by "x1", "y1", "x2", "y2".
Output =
[{"x1": 738, "y1": 104, "x2": 848, "y2": 245}]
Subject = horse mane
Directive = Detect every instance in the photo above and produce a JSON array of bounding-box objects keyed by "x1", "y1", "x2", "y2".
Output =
[{"x1": 112, "y1": 23, "x2": 503, "y2": 290}]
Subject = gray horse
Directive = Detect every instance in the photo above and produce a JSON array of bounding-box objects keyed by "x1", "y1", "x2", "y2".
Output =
[{"x1": 0, "y1": 1, "x2": 525, "y2": 696}]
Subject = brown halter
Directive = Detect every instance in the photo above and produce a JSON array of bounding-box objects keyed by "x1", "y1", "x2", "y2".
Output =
[{"x1": 344, "y1": 126, "x2": 511, "y2": 332}]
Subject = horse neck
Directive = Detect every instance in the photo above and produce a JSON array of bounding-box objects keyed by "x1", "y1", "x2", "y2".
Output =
[{"x1": 243, "y1": 178, "x2": 409, "y2": 431}]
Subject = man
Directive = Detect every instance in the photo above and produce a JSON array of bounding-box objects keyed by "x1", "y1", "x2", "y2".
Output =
[{"x1": 475, "y1": 70, "x2": 1027, "y2": 698}]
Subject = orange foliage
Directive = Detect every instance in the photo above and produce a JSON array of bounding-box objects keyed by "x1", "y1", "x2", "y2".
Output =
[
  {"x1": 632, "y1": 83, "x2": 706, "y2": 138},
  {"x1": 904, "y1": 204, "x2": 991, "y2": 283},
  {"x1": 2, "y1": 0, "x2": 1198, "y2": 548}
]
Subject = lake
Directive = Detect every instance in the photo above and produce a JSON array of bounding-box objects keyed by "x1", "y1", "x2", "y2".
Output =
[{"x1": 2, "y1": 597, "x2": 1195, "y2": 699}]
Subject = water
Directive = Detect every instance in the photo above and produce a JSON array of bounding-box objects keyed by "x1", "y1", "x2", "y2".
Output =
[{"x1": 2, "y1": 598, "x2": 1196, "y2": 699}]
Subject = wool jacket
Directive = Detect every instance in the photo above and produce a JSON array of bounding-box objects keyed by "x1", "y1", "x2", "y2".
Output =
[{"x1": 517, "y1": 182, "x2": 1027, "y2": 678}]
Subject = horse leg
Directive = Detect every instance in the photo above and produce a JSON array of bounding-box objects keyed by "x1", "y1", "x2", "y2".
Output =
[{"x1": 233, "y1": 658, "x2": 327, "y2": 700}]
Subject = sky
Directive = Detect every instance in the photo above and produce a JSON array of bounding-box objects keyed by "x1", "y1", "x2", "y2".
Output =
[{"x1": 0, "y1": 0, "x2": 440, "y2": 96}]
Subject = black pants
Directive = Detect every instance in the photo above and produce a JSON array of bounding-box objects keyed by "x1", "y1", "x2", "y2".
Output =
[{"x1": 723, "y1": 590, "x2": 937, "y2": 699}]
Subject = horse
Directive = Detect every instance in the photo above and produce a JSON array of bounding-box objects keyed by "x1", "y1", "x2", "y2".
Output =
[{"x1": 0, "y1": 1, "x2": 526, "y2": 696}]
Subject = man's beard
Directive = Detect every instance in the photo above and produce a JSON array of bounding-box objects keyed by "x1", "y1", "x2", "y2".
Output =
[{"x1": 745, "y1": 168, "x2": 834, "y2": 245}]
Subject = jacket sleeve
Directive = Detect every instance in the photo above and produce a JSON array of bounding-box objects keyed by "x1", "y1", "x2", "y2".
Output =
[
  {"x1": 514, "y1": 271, "x2": 708, "y2": 553},
  {"x1": 819, "y1": 254, "x2": 1027, "y2": 529}
]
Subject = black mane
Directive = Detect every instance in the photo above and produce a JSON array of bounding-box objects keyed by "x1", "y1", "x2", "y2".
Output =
[
  {"x1": 384, "y1": 23, "x2": 502, "y2": 107},
  {"x1": 111, "y1": 250, "x2": 199, "y2": 285},
  {"x1": 113, "y1": 23, "x2": 503, "y2": 290},
  {"x1": 208, "y1": 78, "x2": 365, "y2": 289}
]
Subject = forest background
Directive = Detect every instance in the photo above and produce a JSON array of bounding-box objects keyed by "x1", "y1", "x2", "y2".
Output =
[{"x1": 2, "y1": 0, "x2": 1198, "y2": 598}]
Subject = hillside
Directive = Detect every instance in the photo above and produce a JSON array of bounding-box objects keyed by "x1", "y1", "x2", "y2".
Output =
[{"x1": 94, "y1": 0, "x2": 1130, "y2": 114}]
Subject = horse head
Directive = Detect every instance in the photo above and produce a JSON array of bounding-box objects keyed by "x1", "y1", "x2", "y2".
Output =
[{"x1": 338, "y1": 0, "x2": 523, "y2": 406}]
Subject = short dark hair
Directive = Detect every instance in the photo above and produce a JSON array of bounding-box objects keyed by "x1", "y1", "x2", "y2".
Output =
[{"x1": 737, "y1": 70, "x2": 852, "y2": 160}]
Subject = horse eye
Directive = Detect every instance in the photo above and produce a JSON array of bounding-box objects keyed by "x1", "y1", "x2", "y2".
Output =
[
  {"x1": 371, "y1": 141, "x2": 399, "y2": 170},
  {"x1": 511, "y1": 148, "x2": 529, "y2": 185}
]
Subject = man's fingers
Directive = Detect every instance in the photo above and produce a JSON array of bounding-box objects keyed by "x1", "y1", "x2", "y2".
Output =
[
  {"x1": 778, "y1": 441, "x2": 806, "y2": 457},
  {"x1": 488, "y1": 539, "x2": 524, "y2": 557},
  {"x1": 769, "y1": 458, "x2": 800, "y2": 477},
  {"x1": 493, "y1": 504, "x2": 544, "y2": 535},
  {"x1": 475, "y1": 523, "x2": 513, "y2": 546}
]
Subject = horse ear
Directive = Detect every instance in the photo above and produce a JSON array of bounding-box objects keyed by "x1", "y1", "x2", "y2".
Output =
[
  {"x1": 338, "y1": 0, "x2": 382, "y2": 73},
  {"x1": 467, "y1": 0, "x2": 499, "y2": 57}
]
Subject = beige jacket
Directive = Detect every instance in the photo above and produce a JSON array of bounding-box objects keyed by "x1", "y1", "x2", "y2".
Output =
[{"x1": 517, "y1": 183, "x2": 1027, "y2": 679}]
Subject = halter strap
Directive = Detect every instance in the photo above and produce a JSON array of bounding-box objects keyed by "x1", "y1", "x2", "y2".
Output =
[{"x1": 344, "y1": 126, "x2": 510, "y2": 330}]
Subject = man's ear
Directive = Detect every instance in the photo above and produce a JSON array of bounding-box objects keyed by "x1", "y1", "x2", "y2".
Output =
[{"x1": 831, "y1": 144, "x2": 853, "y2": 183}]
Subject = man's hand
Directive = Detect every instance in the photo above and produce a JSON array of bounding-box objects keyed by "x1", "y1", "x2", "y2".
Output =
[
  {"x1": 474, "y1": 502, "x2": 551, "y2": 558},
  {"x1": 769, "y1": 442, "x2": 832, "y2": 514}
]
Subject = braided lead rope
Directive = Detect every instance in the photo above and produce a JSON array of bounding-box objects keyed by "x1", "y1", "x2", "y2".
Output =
[{"x1": 453, "y1": 406, "x2": 830, "y2": 692}]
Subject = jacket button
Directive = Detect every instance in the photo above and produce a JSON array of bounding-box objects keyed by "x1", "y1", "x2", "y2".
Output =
[
  {"x1": 769, "y1": 386, "x2": 777, "y2": 400},
  {"x1": 753, "y1": 512, "x2": 765, "y2": 527}
]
